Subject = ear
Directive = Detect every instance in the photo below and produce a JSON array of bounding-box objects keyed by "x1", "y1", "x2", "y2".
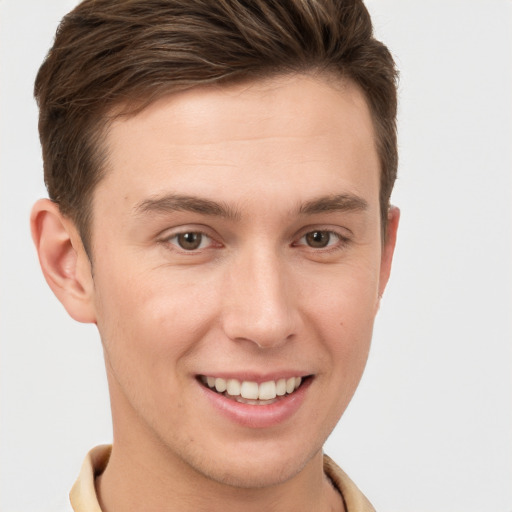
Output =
[
  {"x1": 30, "y1": 199, "x2": 96, "y2": 323},
  {"x1": 378, "y1": 206, "x2": 400, "y2": 299}
]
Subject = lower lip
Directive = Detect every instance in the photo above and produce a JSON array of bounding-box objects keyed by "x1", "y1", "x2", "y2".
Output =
[{"x1": 199, "y1": 378, "x2": 312, "y2": 429}]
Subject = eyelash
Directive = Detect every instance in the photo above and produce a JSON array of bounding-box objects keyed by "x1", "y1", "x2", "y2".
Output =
[
  {"x1": 293, "y1": 230, "x2": 350, "y2": 252},
  {"x1": 161, "y1": 228, "x2": 350, "y2": 254},
  {"x1": 162, "y1": 230, "x2": 218, "y2": 252}
]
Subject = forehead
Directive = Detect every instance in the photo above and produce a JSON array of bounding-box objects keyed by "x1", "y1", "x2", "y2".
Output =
[
  {"x1": 94, "y1": 73, "x2": 379, "y2": 220},
  {"x1": 109, "y1": 73, "x2": 375, "y2": 150}
]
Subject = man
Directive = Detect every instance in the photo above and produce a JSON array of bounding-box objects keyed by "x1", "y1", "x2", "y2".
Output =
[{"x1": 30, "y1": 0, "x2": 399, "y2": 510}]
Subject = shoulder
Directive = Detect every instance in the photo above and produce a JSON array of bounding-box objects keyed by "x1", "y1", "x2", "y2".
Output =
[
  {"x1": 323, "y1": 454, "x2": 376, "y2": 512},
  {"x1": 68, "y1": 445, "x2": 111, "y2": 512}
]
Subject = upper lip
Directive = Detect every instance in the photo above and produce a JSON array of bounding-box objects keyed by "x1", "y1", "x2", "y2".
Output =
[{"x1": 196, "y1": 372, "x2": 312, "y2": 384}]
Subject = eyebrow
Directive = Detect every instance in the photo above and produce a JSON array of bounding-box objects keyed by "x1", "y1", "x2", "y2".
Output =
[
  {"x1": 134, "y1": 192, "x2": 368, "y2": 220},
  {"x1": 298, "y1": 194, "x2": 368, "y2": 215},
  {"x1": 134, "y1": 194, "x2": 242, "y2": 221}
]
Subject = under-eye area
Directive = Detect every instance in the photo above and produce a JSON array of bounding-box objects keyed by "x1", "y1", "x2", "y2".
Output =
[{"x1": 198, "y1": 375, "x2": 313, "y2": 405}]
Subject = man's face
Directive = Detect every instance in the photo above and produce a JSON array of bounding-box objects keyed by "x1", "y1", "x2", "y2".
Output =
[{"x1": 87, "y1": 74, "x2": 396, "y2": 487}]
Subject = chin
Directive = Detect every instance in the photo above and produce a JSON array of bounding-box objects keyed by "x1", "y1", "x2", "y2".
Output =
[{"x1": 179, "y1": 436, "x2": 324, "y2": 489}]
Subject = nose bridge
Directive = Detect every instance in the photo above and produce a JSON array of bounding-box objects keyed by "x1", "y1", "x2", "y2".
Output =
[{"x1": 222, "y1": 244, "x2": 297, "y2": 348}]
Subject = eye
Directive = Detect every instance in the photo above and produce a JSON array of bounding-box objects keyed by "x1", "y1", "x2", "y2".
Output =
[
  {"x1": 300, "y1": 230, "x2": 341, "y2": 249},
  {"x1": 167, "y1": 231, "x2": 212, "y2": 251},
  {"x1": 294, "y1": 229, "x2": 350, "y2": 250}
]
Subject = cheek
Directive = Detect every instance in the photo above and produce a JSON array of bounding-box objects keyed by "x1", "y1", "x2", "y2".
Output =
[
  {"x1": 304, "y1": 262, "x2": 380, "y2": 373},
  {"x1": 92, "y1": 270, "x2": 204, "y2": 425},
  {"x1": 308, "y1": 258, "x2": 380, "y2": 322},
  {"x1": 93, "y1": 263, "x2": 220, "y2": 373}
]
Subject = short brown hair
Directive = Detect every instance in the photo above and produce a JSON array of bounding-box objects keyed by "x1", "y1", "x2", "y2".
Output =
[{"x1": 35, "y1": 0, "x2": 398, "y2": 251}]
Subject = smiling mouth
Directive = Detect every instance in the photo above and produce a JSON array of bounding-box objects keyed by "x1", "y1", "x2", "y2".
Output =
[{"x1": 198, "y1": 375, "x2": 311, "y2": 405}]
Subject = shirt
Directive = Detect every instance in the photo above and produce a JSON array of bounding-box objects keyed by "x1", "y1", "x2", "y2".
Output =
[{"x1": 68, "y1": 445, "x2": 376, "y2": 512}]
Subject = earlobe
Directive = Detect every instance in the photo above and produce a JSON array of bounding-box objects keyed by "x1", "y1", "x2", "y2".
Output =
[
  {"x1": 30, "y1": 199, "x2": 96, "y2": 324},
  {"x1": 378, "y1": 206, "x2": 400, "y2": 300}
]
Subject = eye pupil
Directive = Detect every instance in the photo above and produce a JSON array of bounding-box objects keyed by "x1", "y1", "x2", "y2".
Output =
[
  {"x1": 305, "y1": 231, "x2": 330, "y2": 248},
  {"x1": 178, "y1": 232, "x2": 202, "y2": 250}
]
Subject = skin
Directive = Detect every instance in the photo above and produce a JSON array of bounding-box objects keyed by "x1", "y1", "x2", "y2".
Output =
[{"x1": 31, "y1": 73, "x2": 399, "y2": 512}]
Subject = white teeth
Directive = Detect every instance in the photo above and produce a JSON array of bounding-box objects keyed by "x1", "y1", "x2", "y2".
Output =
[
  {"x1": 241, "y1": 381, "x2": 259, "y2": 400},
  {"x1": 259, "y1": 380, "x2": 277, "y2": 400},
  {"x1": 226, "y1": 378, "x2": 241, "y2": 396},
  {"x1": 276, "y1": 378, "x2": 287, "y2": 396},
  {"x1": 214, "y1": 378, "x2": 227, "y2": 393},
  {"x1": 204, "y1": 375, "x2": 304, "y2": 401}
]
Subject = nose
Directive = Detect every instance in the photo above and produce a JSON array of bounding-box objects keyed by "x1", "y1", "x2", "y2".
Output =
[{"x1": 221, "y1": 248, "x2": 299, "y2": 349}]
